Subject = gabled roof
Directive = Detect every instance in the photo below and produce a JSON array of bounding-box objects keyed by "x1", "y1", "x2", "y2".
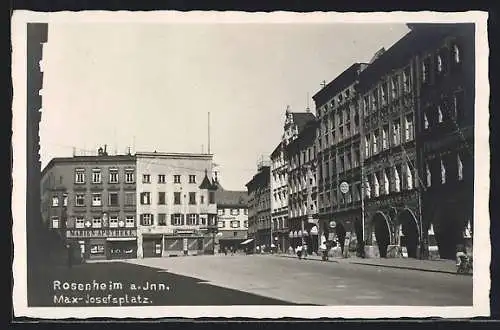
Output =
[
  {"x1": 215, "y1": 190, "x2": 249, "y2": 208},
  {"x1": 198, "y1": 170, "x2": 217, "y2": 190}
]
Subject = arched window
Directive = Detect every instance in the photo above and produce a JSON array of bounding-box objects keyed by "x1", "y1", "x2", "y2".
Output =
[
  {"x1": 457, "y1": 154, "x2": 464, "y2": 181},
  {"x1": 426, "y1": 163, "x2": 432, "y2": 187},
  {"x1": 452, "y1": 44, "x2": 461, "y2": 64},
  {"x1": 440, "y1": 158, "x2": 447, "y2": 184}
]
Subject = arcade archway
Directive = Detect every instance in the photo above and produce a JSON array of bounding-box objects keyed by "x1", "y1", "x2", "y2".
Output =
[
  {"x1": 433, "y1": 204, "x2": 468, "y2": 260},
  {"x1": 372, "y1": 211, "x2": 391, "y2": 258},
  {"x1": 397, "y1": 208, "x2": 420, "y2": 258}
]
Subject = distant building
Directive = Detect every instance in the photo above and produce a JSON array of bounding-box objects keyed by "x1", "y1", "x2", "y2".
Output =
[
  {"x1": 135, "y1": 152, "x2": 218, "y2": 258},
  {"x1": 245, "y1": 163, "x2": 271, "y2": 252},
  {"x1": 270, "y1": 142, "x2": 289, "y2": 253},
  {"x1": 312, "y1": 63, "x2": 368, "y2": 257},
  {"x1": 41, "y1": 147, "x2": 137, "y2": 260},
  {"x1": 285, "y1": 112, "x2": 319, "y2": 254},
  {"x1": 215, "y1": 189, "x2": 249, "y2": 252}
]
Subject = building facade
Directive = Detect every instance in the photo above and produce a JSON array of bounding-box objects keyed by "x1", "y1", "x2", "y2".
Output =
[
  {"x1": 215, "y1": 190, "x2": 249, "y2": 252},
  {"x1": 270, "y1": 142, "x2": 289, "y2": 253},
  {"x1": 135, "y1": 152, "x2": 218, "y2": 258},
  {"x1": 285, "y1": 114, "x2": 319, "y2": 254},
  {"x1": 312, "y1": 63, "x2": 368, "y2": 256},
  {"x1": 41, "y1": 148, "x2": 138, "y2": 260},
  {"x1": 246, "y1": 163, "x2": 271, "y2": 252},
  {"x1": 413, "y1": 23, "x2": 475, "y2": 259}
]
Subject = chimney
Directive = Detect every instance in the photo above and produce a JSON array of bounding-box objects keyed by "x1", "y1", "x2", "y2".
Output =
[{"x1": 104, "y1": 144, "x2": 108, "y2": 155}]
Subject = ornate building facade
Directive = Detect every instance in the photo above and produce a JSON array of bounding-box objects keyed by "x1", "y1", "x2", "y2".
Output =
[
  {"x1": 312, "y1": 63, "x2": 368, "y2": 256},
  {"x1": 270, "y1": 142, "x2": 289, "y2": 253}
]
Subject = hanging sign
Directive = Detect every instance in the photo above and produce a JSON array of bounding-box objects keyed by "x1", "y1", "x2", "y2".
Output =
[{"x1": 329, "y1": 220, "x2": 337, "y2": 229}]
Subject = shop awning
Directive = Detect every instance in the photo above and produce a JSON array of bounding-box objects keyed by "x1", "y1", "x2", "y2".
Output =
[{"x1": 240, "y1": 238, "x2": 254, "y2": 245}]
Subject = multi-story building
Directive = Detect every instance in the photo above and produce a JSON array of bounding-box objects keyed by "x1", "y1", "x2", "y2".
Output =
[
  {"x1": 215, "y1": 189, "x2": 249, "y2": 252},
  {"x1": 312, "y1": 63, "x2": 368, "y2": 256},
  {"x1": 27, "y1": 23, "x2": 48, "y2": 265},
  {"x1": 285, "y1": 113, "x2": 319, "y2": 254},
  {"x1": 135, "y1": 152, "x2": 218, "y2": 258},
  {"x1": 412, "y1": 23, "x2": 475, "y2": 259},
  {"x1": 245, "y1": 162, "x2": 271, "y2": 252},
  {"x1": 41, "y1": 147, "x2": 138, "y2": 260},
  {"x1": 270, "y1": 142, "x2": 289, "y2": 253}
]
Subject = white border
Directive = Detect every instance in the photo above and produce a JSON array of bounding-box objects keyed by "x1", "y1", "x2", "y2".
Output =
[{"x1": 12, "y1": 10, "x2": 490, "y2": 319}]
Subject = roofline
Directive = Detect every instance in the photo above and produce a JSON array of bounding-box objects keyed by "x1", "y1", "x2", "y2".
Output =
[
  {"x1": 135, "y1": 152, "x2": 214, "y2": 159},
  {"x1": 312, "y1": 62, "x2": 365, "y2": 102},
  {"x1": 41, "y1": 155, "x2": 136, "y2": 177}
]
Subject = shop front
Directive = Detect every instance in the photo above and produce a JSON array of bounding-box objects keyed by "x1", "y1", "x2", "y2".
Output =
[
  {"x1": 163, "y1": 230, "x2": 205, "y2": 256},
  {"x1": 142, "y1": 234, "x2": 163, "y2": 258},
  {"x1": 66, "y1": 228, "x2": 137, "y2": 261}
]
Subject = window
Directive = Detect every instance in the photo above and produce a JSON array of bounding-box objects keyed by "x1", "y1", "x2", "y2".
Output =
[
  {"x1": 372, "y1": 130, "x2": 379, "y2": 154},
  {"x1": 142, "y1": 174, "x2": 151, "y2": 183},
  {"x1": 75, "y1": 194, "x2": 85, "y2": 206},
  {"x1": 365, "y1": 134, "x2": 370, "y2": 157},
  {"x1": 158, "y1": 192, "x2": 166, "y2": 205},
  {"x1": 174, "y1": 175, "x2": 181, "y2": 184},
  {"x1": 75, "y1": 169, "x2": 85, "y2": 184},
  {"x1": 140, "y1": 214, "x2": 153, "y2": 226},
  {"x1": 426, "y1": 163, "x2": 432, "y2": 187},
  {"x1": 109, "y1": 216, "x2": 118, "y2": 228},
  {"x1": 381, "y1": 83, "x2": 388, "y2": 106},
  {"x1": 187, "y1": 214, "x2": 198, "y2": 225},
  {"x1": 438, "y1": 105, "x2": 444, "y2": 123},
  {"x1": 231, "y1": 220, "x2": 240, "y2": 228},
  {"x1": 92, "y1": 169, "x2": 101, "y2": 184},
  {"x1": 108, "y1": 192, "x2": 119, "y2": 206},
  {"x1": 92, "y1": 193, "x2": 102, "y2": 207},
  {"x1": 436, "y1": 53, "x2": 443, "y2": 74},
  {"x1": 371, "y1": 90, "x2": 378, "y2": 110},
  {"x1": 424, "y1": 112, "x2": 429, "y2": 129},
  {"x1": 363, "y1": 96, "x2": 370, "y2": 115},
  {"x1": 453, "y1": 91, "x2": 465, "y2": 121},
  {"x1": 189, "y1": 192, "x2": 196, "y2": 205},
  {"x1": 452, "y1": 44, "x2": 461, "y2": 64},
  {"x1": 392, "y1": 119, "x2": 401, "y2": 145},
  {"x1": 109, "y1": 169, "x2": 119, "y2": 183},
  {"x1": 406, "y1": 163, "x2": 414, "y2": 190},
  {"x1": 125, "y1": 192, "x2": 136, "y2": 206},
  {"x1": 51, "y1": 216, "x2": 59, "y2": 229},
  {"x1": 391, "y1": 76, "x2": 398, "y2": 99},
  {"x1": 209, "y1": 191, "x2": 215, "y2": 204},
  {"x1": 244, "y1": 220, "x2": 248, "y2": 228},
  {"x1": 382, "y1": 169, "x2": 389, "y2": 195},
  {"x1": 394, "y1": 165, "x2": 402, "y2": 192},
  {"x1": 353, "y1": 149, "x2": 360, "y2": 168},
  {"x1": 403, "y1": 67, "x2": 411, "y2": 92},
  {"x1": 231, "y1": 209, "x2": 240, "y2": 216},
  {"x1": 90, "y1": 244, "x2": 105, "y2": 256},
  {"x1": 75, "y1": 217, "x2": 85, "y2": 229},
  {"x1": 382, "y1": 125, "x2": 389, "y2": 150},
  {"x1": 158, "y1": 213, "x2": 167, "y2": 226},
  {"x1": 244, "y1": 209, "x2": 248, "y2": 215},
  {"x1": 140, "y1": 192, "x2": 151, "y2": 205},
  {"x1": 125, "y1": 170, "x2": 134, "y2": 183},
  {"x1": 52, "y1": 196, "x2": 59, "y2": 207},
  {"x1": 126, "y1": 216, "x2": 135, "y2": 228},
  {"x1": 218, "y1": 209, "x2": 224, "y2": 216},
  {"x1": 171, "y1": 214, "x2": 182, "y2": 226},
  {"x1": 457, "y1": 154, "x2": 464, "y2": 181},
  {"x1": 200, "y1": 195, "x2": 205, "y2": 204},
  {"x1": 158, "y1": 174, "x2": 166, "y2": 184},
  {"x1": 189, "y1": 175, "x2": 196, "y2": 184},
  {"x1": 440, "y1": 159, "x2": 447, "y2": 184},
  {"x1": 422, "y1": 58, "x2": 430, "y2": 84},
  {"x1": 218, "y1": 221, "x2": 225, "y2": 228},
  {"x1": 174, "y1": 192, "x2": 181, "y2": 205},
  {"x1": 405, "y1": 115, "x2": 414, "y2": 141},
  {"x1": 92, "y1": 217, "x2": 102, "y2": 228},
  {"x1": 234, "y1": 232, "x2": 238, "y2": 237}
]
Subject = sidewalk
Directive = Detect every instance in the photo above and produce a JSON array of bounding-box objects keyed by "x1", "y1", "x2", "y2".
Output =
[{"x1": 272, "y1": 253, "x2": 468, "y2": 276}]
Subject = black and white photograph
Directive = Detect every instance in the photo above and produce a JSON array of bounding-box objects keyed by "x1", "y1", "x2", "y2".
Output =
[{"x1": 12, "y1": 10, "x2": 490, "y2": 319}]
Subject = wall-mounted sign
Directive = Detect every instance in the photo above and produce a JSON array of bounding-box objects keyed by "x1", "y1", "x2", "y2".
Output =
[
  {"x1": 339, "y1": 181, "x2": 349, "y2": 194},
  {"x1": 329, "y1": 220, "x2": 337, "y2": 229},
  {"x1": 66, "y1": 229, "x2": 137, "y2": 238}
]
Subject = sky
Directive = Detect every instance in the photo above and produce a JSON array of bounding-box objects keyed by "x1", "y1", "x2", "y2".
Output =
[{"x1": 40, "y1": 22, "x2": 410, "y2": 191}]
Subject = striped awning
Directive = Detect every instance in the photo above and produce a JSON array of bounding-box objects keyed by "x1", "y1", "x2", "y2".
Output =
[{"x1": 240, "y1": 238, "x2": 254, "y2": 245}]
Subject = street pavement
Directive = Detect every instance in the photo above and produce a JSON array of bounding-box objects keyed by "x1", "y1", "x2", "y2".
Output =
[{"x1": 125, "y1": 254, "x2": 472, "y2": 306}]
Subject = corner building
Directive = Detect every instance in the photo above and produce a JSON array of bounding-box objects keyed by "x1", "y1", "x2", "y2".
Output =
[
  {"x1": 41, "y1": 150, "x2": 138, "y2": 260},
  {"x1": 135, "y1": 152, "x2": 217, "y2": 258}
]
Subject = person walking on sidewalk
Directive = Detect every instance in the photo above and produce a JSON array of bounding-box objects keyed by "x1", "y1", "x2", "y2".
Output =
[{"x1": 296, "y1": 245, "x2": 303, "y2": 259}]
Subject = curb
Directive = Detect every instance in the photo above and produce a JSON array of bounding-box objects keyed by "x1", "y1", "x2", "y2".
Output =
[{"x1": 274, "y1": 254, "x2": 472, "y2": 276}]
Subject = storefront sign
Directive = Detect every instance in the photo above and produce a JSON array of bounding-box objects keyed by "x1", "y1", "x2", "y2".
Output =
[
  {"x1": 339, "y1": 182, "x2": 349, "y2": 194},
  {"x1": 66, "y1": 229, "x2": 137, "y2": 238}
]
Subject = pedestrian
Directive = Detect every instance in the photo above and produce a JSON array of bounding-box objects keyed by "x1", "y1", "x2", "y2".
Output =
[
  {"x1": 296, "y1": 245, "x2": 303, "y2": 259},
  {"x1": 224, "y1": 246, "x2": 228, "y2": 256}
]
